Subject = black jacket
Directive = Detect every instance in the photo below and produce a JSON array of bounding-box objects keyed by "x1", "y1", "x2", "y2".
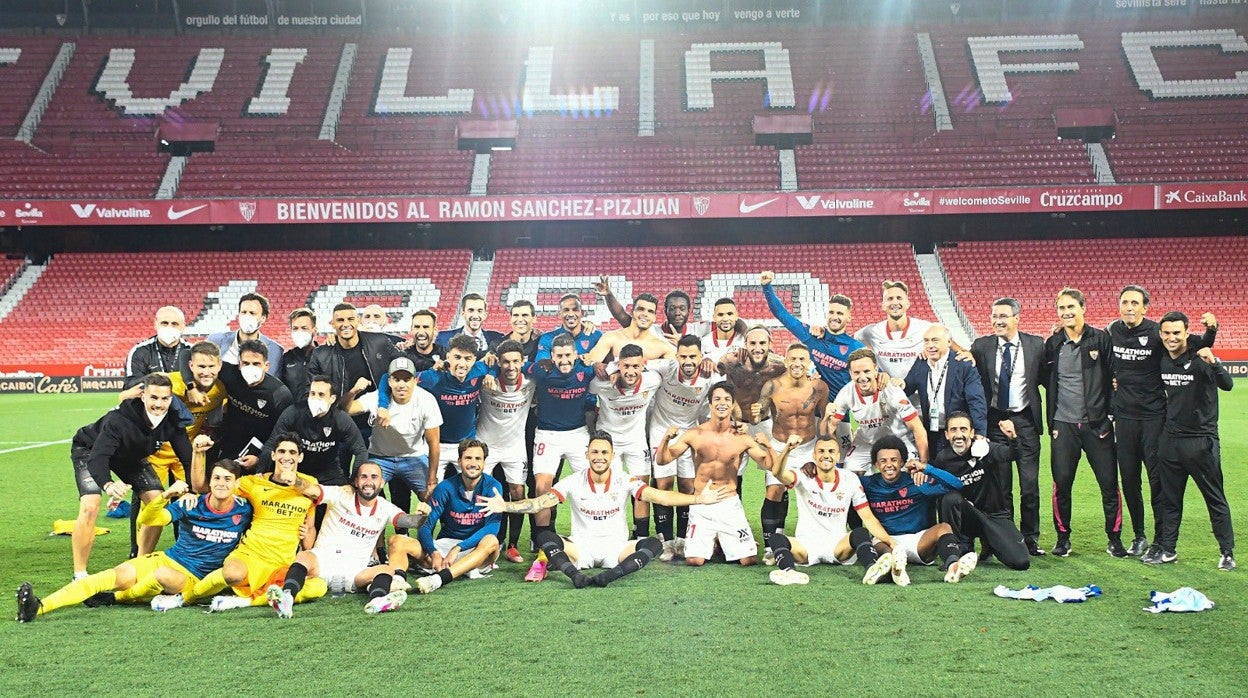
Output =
[
  {"x1": 1043, "y1": 324, "x2": 1114, "y2": 431},
  {"x1": 302, "y1": 331, "x2": 402, "y2": 404},
  {"x1": 259, "y1": 404, "x2": 366, "y2": 485},
  {"x1": 970, "y1": 331, "x2": 1047, "y2": 428},
  {"x1": 280, "y1": 343, "x2": 316, "y2": 398},
  {"x1": 125, "y1": 336, "x2": 190, "y2": 389},
  {"x1": 73, "y1": 398, "x2": 193, "y2": 476}
]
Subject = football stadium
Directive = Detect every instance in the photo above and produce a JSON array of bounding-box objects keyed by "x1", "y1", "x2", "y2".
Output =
[{"x1": 1, "y1": 0, "x2": 1246, "y2": 694}]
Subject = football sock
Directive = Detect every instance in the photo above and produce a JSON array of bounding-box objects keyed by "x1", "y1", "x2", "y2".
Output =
[
  {"x1": 937, "y1": 533, "x2": 962, "y2": 568},
  {"x1": 508, "y1": 513, "x2": 524, "y2": 547},
  {"x1": 40, "y1": 570, "x2": 117, "y2": 614},
  {"x1": 113, "y1": 574, "x2": 164, "y2": 603},
  {"x1": 537, "y1": 530, "x2": 583, "y2": 584},
  {"x1": 633, "y1": 516, "x2": 650, "y2": 540},
  {"x1": 282, "y1": 563, "x2": 308, "y2": 596},
  {"x1": 367, "y1": 573, "x2": 392, "y2": 600},
  {"x1": 776, "y1": 490, "x2": 790, "y2": 534},
  {"x1": 654, "y1": 504, "x2": 673, "y2": 541},
  {"x1": 393, "y1": 569, "x2": 408, "y2": 582},
  {"x1": 771, "y1": 533, "x2": 796, "y2": 571},
  {"x1": 760, "y1": 499, "x2": 782, "y2": 550},
  {"x1": 437, "y1": 568, "x2": 454, "y2": 586},
  {"x1": 186, "y1": 568, "x2": 227, "y2": 603},
  {"x1": 850, "y1": 527, "x2": 880, "y2": 569},
  {"x1": 593, "y1": 537, "x2": 661, "y2": 587},
  {"x1": 676, "y1": 505, "x2": 690, "y2": 538}
]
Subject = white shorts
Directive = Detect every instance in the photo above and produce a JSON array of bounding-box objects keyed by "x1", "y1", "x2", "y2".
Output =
[
  {"x1": 794, "y1": 532, "x2": 853, "y2": 566},
  {"x1": 440, "y1": 442, "x2": 461, "y2": 473},
  {"x1": 533, "y1": 427, "x2": 590, "y2": 476},
  {"x1": 768, "y1": 435, "x2": 814, "y2": 487},
  {"x1": 432, "y1": 537, "x2": 494, "y2": 573},
  {"x1": 685, "y1": 498, "x2": 758, "y2": 562},
  {"x1": 889, "y1": 532, "x2": 935, "y2": 565},
  {"x1": 484, "y1": 443, "x2": 528, "y2": 486},
  {"x1": 842, "y1": 447, "x2": 873, "y2": 475},
  {"x1": 738, "y1": 419, "x2": 772, "y2": 475},
  {"x1": 569, "y1": 535, "x2": 628, "y2": 570},
  {"x1": 310, "y1": 548, "x2": 371, "y2": 592},
  {"x1": 611, "y1": 442, "x2": 652, "y2": 479},
  {"x1": 650, "y1": 423, "x2": 695, "y2": 480}
]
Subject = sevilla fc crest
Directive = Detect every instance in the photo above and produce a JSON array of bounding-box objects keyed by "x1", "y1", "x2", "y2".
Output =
[
  {"x1": 256, "y1": 399, "x2": 266, "y2": 409},
  {"x1": 693, "y1": 196, "x2": 710, "y2": 216},
  {"x1": 1088, "y1": 350, "x2": 1099, "y2": 361},
  {"x1": 576, "y1": 371, "x2": 585, "y2": 382},
  {"x1": 1139, "y1": 336, "x2": 1147, "y2": 346},
  {"x1": 898, "y1": 487, "x2": 908, "y2": 497},
  {"x1": 232, "y1": 514, "x2": 243, "y2": 525},
  {"x1": 323, "y1": 426, "x2": 332, "y2": 437},
  {"x1": 839, "y1": 345, "x2": 848, "y2": 356},
  {"x1": 238, "y1": 201, "x2": 257, "y2": 221}
]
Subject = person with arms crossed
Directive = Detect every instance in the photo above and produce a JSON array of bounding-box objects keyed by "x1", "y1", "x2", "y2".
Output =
[{"x1": 478, "y1": 431, "x2": 732, "y2": 587}]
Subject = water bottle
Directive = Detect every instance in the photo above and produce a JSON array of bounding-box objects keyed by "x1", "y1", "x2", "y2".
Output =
[
  {"x1": 330, "y1": 575, "x2": 348, "y2": 598},
  {"x1": 106, "y1": 495, "x2": 123, "y2": 513}
]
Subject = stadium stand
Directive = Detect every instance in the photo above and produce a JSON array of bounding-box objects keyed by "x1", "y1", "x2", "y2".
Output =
[
  {"x1": 0, "y1": 249, "x2": 471, "y2": 370},
  {"x1": 939, "y1": 236, "x2": 1248, "y2": 346}
]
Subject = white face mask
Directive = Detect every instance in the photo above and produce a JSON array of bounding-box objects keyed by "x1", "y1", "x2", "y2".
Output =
[
  {"x1": 238, "y1": 315, "x2": 261, "y2": 334},
  {"x1": 240, "y1": 365, "x2": 265, "y2": 385},
  {"x1": 290, "y1": 330, "x2": 313, "y2": 349},
  {"x1": 970, "y1": 439, "x2": 989, "y2": 458},
  {"x1": 307, "y1": 397, "x2": 330, "y2": 417},
  {"x1": 156, "y1": 326, "x2": 182, "y2": 346},
  {"x1": 145, "y1": 409, "x2": 166, "y2": 428},
  {"x1": 361, "y1": 323, "x2": 383, "y2": 333}
]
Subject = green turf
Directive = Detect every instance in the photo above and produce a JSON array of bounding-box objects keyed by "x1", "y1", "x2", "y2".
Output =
[{"x1": 1, "y1": 392, "x2": 1245, "y2": 695}]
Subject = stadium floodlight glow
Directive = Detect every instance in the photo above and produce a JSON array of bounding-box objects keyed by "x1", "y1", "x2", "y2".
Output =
[{"x1": 491, "y1": 146, "x2": 513, "y2": 151}]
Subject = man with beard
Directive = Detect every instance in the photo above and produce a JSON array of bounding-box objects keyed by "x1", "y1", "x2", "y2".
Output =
[
  {"x1": 436, "y1": 294, "x2": 502, "y2": 356},
  {"x1": 478, "y1": 431, "x2": 731, "y2": 587},
  {"x1": 587, "y1": 293, "x2": 677, "y2": 363},
  {"x1": 359, "y1": 304, "x2": 403, "y2": 345},
  {"x1": 478, "y1": 340, "x2": 537, "y2": 563},
  {"x1": 264, "y1": 461, "x2": 431, "y2": 617},
  {"x1": 400, "y1": 309, "x2": 446, "y2": 372},
  {"x1": 933, "y1": 412, "x2": 1030, "y2": 571},
  {"x1": 823, "y1": 348, "x2": 928, "y2": 474},
  {"x1": 489, "y1": 300, "x2": 540, "y2": 359},
  {"x1": 655, "y1": 383, "x2": 773, "y2": 567},
  {"x1": 761, "y1": 435, "x2": 894, "y2": 586},
  {"x1": 536, "y1": 294, "x2": 603, "y2": 361},
  {"x1": 589, "y1": 343, "x2": 662, "y2": 538},
  {"x1": 752, "y1": 343, "x2": 828, "y2": 562},
  {"x1": 701, "y1": 298, "x2": 745, "y2": 362}
]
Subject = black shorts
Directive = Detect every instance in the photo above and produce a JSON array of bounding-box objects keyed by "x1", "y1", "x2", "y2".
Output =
[{"x1": 72, "y1": 446, "x2": 163, "y2": 497}]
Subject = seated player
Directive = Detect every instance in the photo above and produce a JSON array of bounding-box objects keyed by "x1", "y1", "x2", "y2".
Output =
[
  {"x1": 264, "y1": 461, "x2": 432, "y2": 617},
  {"x1": 760, "y1": 434, "x2": 895, "y2": 586},
  {"x1": 388, "y1": 439, "x2": 504, "y2": 595},
  {"x1": 16, "y1": 455, "x2": 249, "y2": 622},
  {"x1": 858, "y1": 435, "x2": 976, "y2": 585},
  {"x1": 477, "y1": 431, "x2": 731, "y2": 587},
  {"x1": 188, "y1": 433, "x2": 323, "y2": 612}
]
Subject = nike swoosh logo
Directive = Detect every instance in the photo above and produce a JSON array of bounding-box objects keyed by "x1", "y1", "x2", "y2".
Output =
[
  {"x1": 167, "y1": 204, "x2": 207, "y2": 220},
  {"x1": 738, "y1": 198, "x2": 778, "y2": 214}
]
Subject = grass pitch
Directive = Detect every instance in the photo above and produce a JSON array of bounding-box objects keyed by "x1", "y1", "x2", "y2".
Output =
[{"x1": 0, "y1": 392, "x2": 1245, "y2": 696}]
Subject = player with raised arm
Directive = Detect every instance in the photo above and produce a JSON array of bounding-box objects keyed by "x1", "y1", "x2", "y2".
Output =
[
  {"x1": 589, "y1": 343, "x2": 662, "y2": 538},
  {"x1": 752, "y1": 343, "x2": 828, "y2": 562},
  {"x1": 823, "y1": 348, "x2": 928, "y2": 474},
  {"x1": 656, "y1": 382, "x2": 772, "y2": 567},
  {"x1": 263, "y1": 461, "x2": 431, "y2": 617},
  {"x1": 759, "y1": 434, "x2": 895, "y2": 585},
  {"x1": 586, "y1": 293, "x2": 677, "y2": 363},
  {"x1": 478, "y1": 431, "x2": 731, "y2": 587},
  {"x1": 17, "y1": 454, "x2": 247, "y2": 621}
]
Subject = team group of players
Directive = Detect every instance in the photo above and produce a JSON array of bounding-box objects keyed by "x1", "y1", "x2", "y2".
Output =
[{"x1": 16, "y1": 272, "x2": 1235, "y2": 622}]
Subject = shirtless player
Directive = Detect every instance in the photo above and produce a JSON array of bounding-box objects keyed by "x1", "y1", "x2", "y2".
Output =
[
  {"x1": 655, "y1": 383, "x2": 773, "y2": 566},
  {"x1": 587, "y1": 293, "x2": 676, "y2": 363}
]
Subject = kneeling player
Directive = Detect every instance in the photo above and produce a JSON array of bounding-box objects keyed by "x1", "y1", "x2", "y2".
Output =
[
  {"x1": 478, "y1": 431, "x2": 730, "y2": 587},
  {"x1": 859, "y1": 435, "x2": 976, "y2": 585},
  {"x1": 265, "y1": 461, "x2": 431, "y2": 617},
  {"x1": 17, "y1": 457, "x2": 250, "y2": 621},
  {"x1": 388, "y1": 439, "x2": 504, "y2": 595},
  {"x1": 761, "y1": 435, "x2": 895, "y2": 586}
]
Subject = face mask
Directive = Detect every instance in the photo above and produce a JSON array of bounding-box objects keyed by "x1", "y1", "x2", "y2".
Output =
[
  {"x1": 307, "y1": 397, "x2": 330, "y2": 417},
  {"x1": 156, "y1": 326, "x2": 182, "y2": 346},
  {"x1": 290, "y1": 330, "x2": 313, "y2": 349},
  {"x1": 970, "y1": 439, "x2": 989, "y2": 459},
  {"x1": 145, "y1": 409, "x2": 166, "y2": 428},
  {"x1": 361, "y1": 323, "x2": 382, "y2": 333},
  {"x1": 240, "y1": 365, "x2": 265, "y2": 385},
  {"x1": 238, "y1": 315, "x2": 261, "y2": 334}
]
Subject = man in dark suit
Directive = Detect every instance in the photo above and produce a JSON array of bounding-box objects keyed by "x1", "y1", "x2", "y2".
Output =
[
  {"x1": 904, "y1": 325, "x2": 986, "y2": 456},
  {"x1": 970, "y1": 298, "x2": 1048, "y2": 557}
]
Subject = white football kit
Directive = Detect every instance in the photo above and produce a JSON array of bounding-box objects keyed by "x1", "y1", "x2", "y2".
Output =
[
  {"x1": 551, "y1": 469, "x2": 647, "y2": 569},
  {"x1": 854, "y1": 317, "x2": 933, "y2": 379},
  {"x1": 311, "y1": 485, "x2": 403, "y2": 590},
  {"x1": 829, "y1": 383, "x2": 920, "y2": 474},
  {"x1": 477, "y1": 375, "x2": 536, "y2": 485}
]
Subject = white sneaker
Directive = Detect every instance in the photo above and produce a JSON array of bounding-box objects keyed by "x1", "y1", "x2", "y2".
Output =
[
  {"x1": 863, "y1": 552, "x2": 893, "y2": 585},
  {"x1": 659, "y1": 539, "x2": 677, "y2": 563},
  {"x1": 467, "y1": 566, "x2": 492, "y2": 580},
  {"x1": 364, "y1": 590, "x2": 407, "y2": 615},
  {"x1": 266, "y1": 584, "x2": 293, "y2": 618},
  {"x1": 891, "y1": 549, "x2": 910, "y2": 587},
  {"x1": 390, "y1": 576, "x2": 412, "y2": 593},
  {"x1": 762, "y1": 547, "x2": 777, "y2": 566},
  {"x1": 768, "y1": 569, "x2": 810, "y2": 586},
  {"x1": 944, "y1": 552, "x2": 979, "y2": 583},
  {"x1": 415, "y1": 574, "x2": 443, "y2": 594},
  {"x1": 208, "y1": 595, "x2": 252, "y2": 613},
  {"x1": 150, "y1": 593, "x2": 184, "y2": 612}
]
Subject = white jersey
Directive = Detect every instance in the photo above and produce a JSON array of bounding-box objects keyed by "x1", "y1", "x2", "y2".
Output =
[
  {"x1": 647, "y1": 359, "x2": 721, "y2": 429},
  {"x1": 700, "y1": 329, "x2": 745, "y2": 363},
  {"x1": 854, "y1": 317, "x2": 934, "y2": 379},
  {"x1": 357, "y1": 388, "x2": 442, "y2": 458},
  {"x1": 792, "y1": 468, "x2": 868, "y2": 542},
  {"x1": 830, "y1": 383, "x2": 920, "y2": 463},
  {"x1": 551, "y1": 469, "x2": 646, "y2": 542},
  {"x1": 590, "y1": 371, "x2": 661, "y2": 446},
  {"x1": 313, "y1": 485, "x2": 403, "y2": 562},
  {"x1": 476, "y1": 374, "x2": 536, "y2": 446}
]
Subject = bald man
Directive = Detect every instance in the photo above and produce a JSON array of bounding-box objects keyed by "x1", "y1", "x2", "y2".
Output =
[
  {"x1": 126, "y1": 306, "x2": 190, "y2": 389},
  {"x1": 903, "y1": 325, "x2": 987, "y2": 456}
]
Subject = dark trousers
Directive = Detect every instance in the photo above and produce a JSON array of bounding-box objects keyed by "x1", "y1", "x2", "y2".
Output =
[
  {"x1": 938, "y1": 492, "x2": 1030, "y2": 571},
  {"x1": 1051, "y1": 420, "x2": 1121, "y2": 538},
  {"x1": 927, "y1": 430, "x2": 948, "y2": 462},
  {"x1": 1157, "y1": 435, "x2": 1234, "y2": 553},
  {"x1": 1115, "y1": 416, "x2": 1164, "y2": 541},
  {"x1": 988, "y1": 407, "x2": 1041, "y2": 541}
]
